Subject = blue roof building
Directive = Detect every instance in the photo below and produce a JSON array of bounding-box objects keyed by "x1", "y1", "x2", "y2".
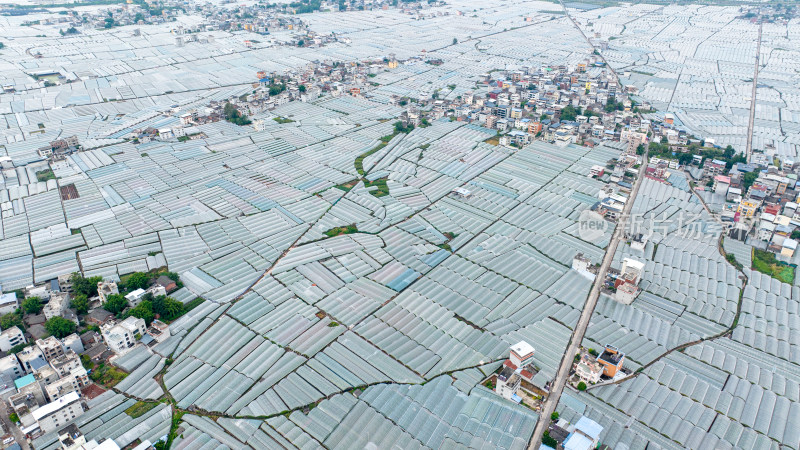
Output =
[
  {"x1": 563, "y1": 416, "x2": 604, "y2": 450},
  {"x1": 14, "y1": 373, "x2": 35, "y2": 391}
]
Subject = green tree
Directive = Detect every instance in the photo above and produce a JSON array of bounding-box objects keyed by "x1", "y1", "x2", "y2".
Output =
[
  {"x1": 678, "y1": 153, "x2": 693, "y2": 166},
  {"x1": 127, "y1": 301, "x2": 154, "y2": 325},
  {"x1": 21, "y1": 297, "x2": 42, "y2": 314},
  {"x1": 394, "y1": 121, "x2": 414, "y2": 134},
  {"x1": 104, "y1": 294, "x2": 128, "y2": 315},
  {"x1": 71, "y1": 294, "x2": 89, "y2": 315},
  {"x1": 560, "y1": 105, "x2": 577, "y2": 122},
  {"x1": 725, "y1": 154, "x2": 746, "y2": 170},
  {"x1": 577, "y1": 381, "x2": 587, "y2": 391},
  {"x1": 9, "y1": 413, "x2": 18, "y2": 423},
  {"x1": 268, "y1": 84, "x2": 285, "y2": 96},
  {"x1": 45, "y1": 317, "x2": 76, "y2": 338},
  {"x1": 134, "y1": 12, "x2": 144, "y2": 22},
  {"x1": 8, "y1": 343, "x2": 29, "y2": 354},
  {"x1": 551, "y1": 412, "x2": 559, "y2": 421},
  {"x1": 0, "y1": 313, "x2": 24, "y2": 331},
  {"x1": 743, "y1": 171, "x2": 758, "y2": 191},
  {"x1": 723, "y1": 145, "x2": 735, "y2": 159},
  {"x1": 222, "y1": 103, "x2": 252, "y2": 126},
  {"x1": 125, "y1": 272, "x2": 151, "y2": 291},
  {"x1": 71, "y1": 273, "x2": 103, "y2": 297},
  {"x1": 648, "y1": 141, "x2": 670, "y2": 156},
  {"x1": 298, "y1": 84, "x2": 306, "y2": 93},
  {"x1": 164, "y1": 272, "x2": 180, "y2": 282},
  {"x1": 542, "y1": 431, "x2": 558, "y2": 448},
  {"x1": 152, "y1": 296, "x2": 184, "y2": 321}
]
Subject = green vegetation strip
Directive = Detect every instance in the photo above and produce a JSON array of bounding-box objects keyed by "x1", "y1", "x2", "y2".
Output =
[
  {"x1": 752, "y1": 249, "x2": 795, "y2": 284},
  {"x1": 36, "y1": 169, "x2": 56, "y2": 182},
  {"x1": 363, "y1": 177, "x2": 389, "y2": 197},
  {"x1": 82, "y1": 356, "x2": 128, "y2": 388},
  {"x1": 324, "y1": 224, "x2": 358, "y2": 237},
  {"x1": 185, "y1": 297, "x2": 206, "y2": 311},
  {"x1": 334, "y1": 180, "x2": 358, "y2": 192},
  {"x1": 125, "y1": 401, "x2": 159, "y2": 418},
  {"x1": 355, "y1": 142, "x2": 388, "y2": 176}
]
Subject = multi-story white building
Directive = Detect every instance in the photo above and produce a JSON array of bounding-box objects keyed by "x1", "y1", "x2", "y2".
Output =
[
  {"x1": 43, "y1": 291, "x2": 70, "y2": 321},
  {"x1": 50, "y1": 351, "x2": 88, "y2": 387},
  {"x1": 124, "y1": 289, "x2": 147, "y2": 306},
  {"x1": 45, "y1": 376, "x2": 81, "y2": 402},
  {"x1": 575, "y1": 358, "x2": 603, "y2": 384},
  {"x1": 0, "y1": 354, "x2": 25, "y2": 380},
  {"x1": 62, "y1": 333, "x2": 84, "y2": 354},
  {"x1": 495, "y1": 366, "x2": 522, "y2": 401},
  {"x1": 0, "y1": 326, "x2": 26, "y2": 352},
  {"x1": 58, "y1": 274, "x2": 74, "y2": 294},
  {"x1": 37, "y1": 336, "x2": 65, "y2": 362},
  {"x1": 18, "y1": 346, "x2": 47, "y2": 373},
  {"x1": 0, "y1": 292, "x2": 19, "y2": 315},
  {"x1": 58, "y1": 424, "x2": 122, "y2": 450},
  {"x1": 10, "y1": 375, "x2": 47, "y2": 416},
  {"x1": 97, "y1": 281, "x2": 119, "y2": 304},
  {"x1": 34, "y1": 364, "x2": 60, "y2": 386},
  {"x1": 101, "y1": 317, "x2": 146, "y2": 355},
  {"x1": 509, "y1": 341, "x2": 535, "y2": 368},
  {"x1": 32, "y1": 391, "x2": 85, "y2": 433}
]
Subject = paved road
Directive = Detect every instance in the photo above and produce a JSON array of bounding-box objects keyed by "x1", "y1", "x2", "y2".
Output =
[
  {"x1": 527, "y1": 3, "x2": 650, "y2": 448},
  {"x1": 0, "y1": 400, "x2": 29, "y2": 450},
  {"x1": 745, "y1": 20, "x2": 762, "y2": 163},
  {"x1": 527, "y1": 153, "x2": 648, "y2": 449}
]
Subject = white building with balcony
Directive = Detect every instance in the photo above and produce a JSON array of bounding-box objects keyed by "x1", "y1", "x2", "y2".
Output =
[{"x1": 101, "y1": 317, "x2": 146, "y2": 355}]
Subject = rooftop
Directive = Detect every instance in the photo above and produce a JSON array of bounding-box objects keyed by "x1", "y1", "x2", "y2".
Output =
[
  {"x1": 511, "y1": 341, "x2": 535, "y2": 357},
  {"x1": 14, "y1": 374, "x2": 35, "y2": 390},
  {"x1": 32, "y1": 391, "x2": 81, "y2": 421},
  {"x1": 597, "y1": 347, "x2": 624, "y2": 366},
  {"x1": 574, "y1": 416, "x2": 603, "y2": 440}
]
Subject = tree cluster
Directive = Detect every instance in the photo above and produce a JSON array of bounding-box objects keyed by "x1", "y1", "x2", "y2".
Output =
[
  {"x1": 743, "y1": 171, "x2": 759, "y2": 191},
  {"x1": 124, "y1": 272, "x2": 151, "y2": 291},
  {"x1": 71, "y1": 273, "x2": 103, "y2": 297},
  {"x1": 22, "y1": 297, "x2": 43, "y2": 314},
  {"x1": 126, "y1": 295, "x2": 184, "y2": 325},
  {"x1": 604, "y1": 99, "x2": 625, "y2": 112},
  {"x1": 45, "y1": 317, "x2": 76, "y2": 338},
  {"x1": 268, "y1": 83, "x2": 286, "y2": 96},
  {"x1": 104, "y1": 294, "x2": 128, "y2": 315},
  {"x1": 290, "y1": 0, "x2": 322, "y2": 13},
  {"x1": 0, "y1": 312, "x2": 24, "y2": 331},
  {"x1": 71, "y1": 294, "x2": 89, "y2": 315},
  {"x1": 560, "y1": 105, "x2": 578, "y2": 122},
  {"x1": 393, "y1": 121, "x2": 414, "y2": 134},
  {"x1": 223, "y1": 103, "x2": 252, "y2": 126}
]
